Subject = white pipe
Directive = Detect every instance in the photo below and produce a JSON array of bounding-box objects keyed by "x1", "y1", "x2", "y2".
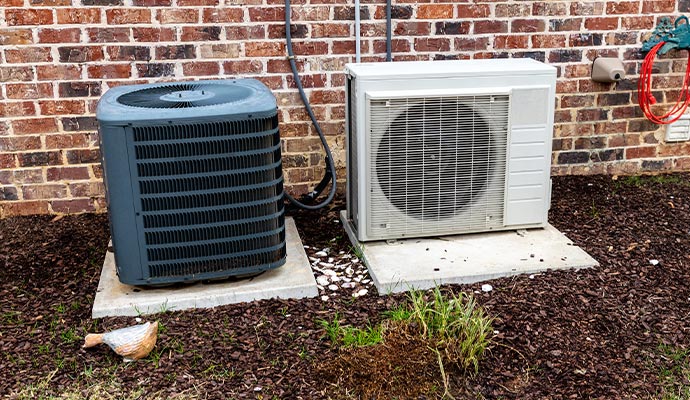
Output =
[{"x1": 355, "y1": 0, "x2": 361, "y2": 63}]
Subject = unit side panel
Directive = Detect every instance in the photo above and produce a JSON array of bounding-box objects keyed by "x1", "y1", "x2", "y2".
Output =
[{"x1": 504, "y1": 86, "x2": 554, "y2": 226}]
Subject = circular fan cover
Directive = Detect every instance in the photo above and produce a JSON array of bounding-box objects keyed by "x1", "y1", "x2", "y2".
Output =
[
  {"x1": 117, "y1": 83, "x2": 253, "y2": 109},
  {"x1": 376, "y1": 100, "x2": 494, "y2": 220}
]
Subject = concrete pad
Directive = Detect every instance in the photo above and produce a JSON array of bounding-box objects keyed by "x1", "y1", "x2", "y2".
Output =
[
  {"x1": 92, "y1": 217, "x2": 317, "y2": 318},
  {"x1": 341, "y1": 210, "x2": 599, "y2": 294}
]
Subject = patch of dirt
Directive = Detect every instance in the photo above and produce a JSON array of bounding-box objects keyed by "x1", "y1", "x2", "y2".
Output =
[{"x1": 1, "y1": 174, "x2": 690, "y2": 398}]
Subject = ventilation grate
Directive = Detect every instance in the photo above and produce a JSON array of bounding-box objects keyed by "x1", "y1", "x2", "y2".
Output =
[
  {"x1": 117, "y1": 82, "x2": 254, "y2": 109},
  {"x1": 145, "y1": 214, "x2": 284, "y2": 245},
  {"x1": 369, "y1": 94, "x2": 509, "y2": 236}
]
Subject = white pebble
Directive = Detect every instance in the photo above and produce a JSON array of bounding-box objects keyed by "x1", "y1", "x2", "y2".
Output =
[
  {"x1": 339, "y1": 251, "x2": 345, "y2": 255},
  {"x1": 649, "y1": 259, "x2": 659, "y2": 266},
  {"x1": 529, "y1": 274, "x2": 535, "y2": 279},
  {"x1": 323, "y1": 269, "x2": 337, "y2": 277},
  {"x1": 316, "y1": 285, "x2": 323, "y2": 290},
  {"x1": 362, "y1": 279, "x2": 371, "y2": 284},
  {"x1": 319, "y1": 262, "x2": 335, "y2": 268},
  {"x1": 309, "y1": 257, "x2": 319, "y2": 262},
  {"x1": 481, "y1": 284, "x2": 493, "y2": 292},
  {"x1": 345, "y1": 266, "x2": 354, "y2": 276},
  {"x1": 342, "y1": 277, "x2": 351, "y2": 282},
  {"x1": 315, "y1": 251, "x2": 328, "y2": 257},
  {"x1": 357, "y1": 289, "x2": 368, "y2": 297},
  {"x1": 328, "y1": 284, "x2": 339, "y2": 291},
  {"x1": 135, "y1": 317, "x2": 142, "y2": 323},
  {"x1": 354, "y1": 277, "x2": 362, "y2": 282},
  {"x1": 330, "y1": 276, "x2": 341, "y2": 282},
  {"x1": 316, "y1": 275, "x2": 330, "y2": 286},
  {"x1": 341, "y1": 282, "x2": 355, "y2": 289},
  {"x1": 328, "y1": 257, "x2": 334, "y2": 263},
  {"x1": 321, "y1": 295, "x2": 329, "y2": 301}
]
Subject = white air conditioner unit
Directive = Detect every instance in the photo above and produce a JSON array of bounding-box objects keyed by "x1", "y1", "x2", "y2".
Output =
[{"x1": 344, "y1": 59, "x2": 557, "y2": 242}]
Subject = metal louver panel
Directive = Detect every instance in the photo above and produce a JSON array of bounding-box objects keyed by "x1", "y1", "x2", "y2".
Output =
[
  {"x1": 368, "y1": 93, "x2": 510, "y2": 237},
  {"x1": 131, "y1": 117, "x2": 285, "y2": 281},
  {"x1": 346, "y1": 76, "x2": 359, "y2": 229}
]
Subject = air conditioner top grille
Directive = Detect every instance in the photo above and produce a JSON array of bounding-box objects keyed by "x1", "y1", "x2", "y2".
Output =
[
  {"x1": 117, "y1": 82, "x2": 253, "y2": 109},
  {"x1": 96, "y1": 79, "x2": 276, "y2": 124}
]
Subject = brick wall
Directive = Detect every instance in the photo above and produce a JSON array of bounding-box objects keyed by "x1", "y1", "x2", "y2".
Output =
[{"x1": 1, "y1": 0, "x2": 690, "y2": 217}]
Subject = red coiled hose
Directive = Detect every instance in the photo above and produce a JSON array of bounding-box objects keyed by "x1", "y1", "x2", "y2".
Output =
[{"x1": 638, "y1": 41, "x2": 690, "y2": 124}]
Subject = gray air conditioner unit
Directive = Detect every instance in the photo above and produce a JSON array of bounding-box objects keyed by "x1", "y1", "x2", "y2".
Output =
[
  {"x1": 345, "y1": 59, "x2": 557, "y2": 242},
  {"x1": 96, "y1": 79, "x2": 286, "y2": 286}
]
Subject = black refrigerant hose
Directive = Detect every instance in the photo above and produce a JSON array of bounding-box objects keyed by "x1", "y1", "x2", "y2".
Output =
[
  {"x1": 283, "y1": 0, "x2": 337, "y2": 210},
  {"x1": 386, "y1": 0, "x2": 392, "y2": 61}
]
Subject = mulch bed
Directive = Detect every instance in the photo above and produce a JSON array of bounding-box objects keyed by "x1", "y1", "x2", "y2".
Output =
[{"x1": 1, "y1": 174, "x2": 689, "y2": 399}]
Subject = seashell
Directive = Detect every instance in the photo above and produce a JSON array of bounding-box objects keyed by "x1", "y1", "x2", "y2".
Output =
[{"x1": 83, "y1": 321, "x2": 159, "y2": 362}]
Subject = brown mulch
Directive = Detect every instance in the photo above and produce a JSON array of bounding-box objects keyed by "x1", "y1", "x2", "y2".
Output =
[{"x1": 1, "y1": 174, "x2": 689, "y2": 399}]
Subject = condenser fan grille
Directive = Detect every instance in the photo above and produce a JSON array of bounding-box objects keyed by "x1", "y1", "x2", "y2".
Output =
[
  {"x1": 369, "y1": 93, "x2": 510, "y2": 237},
  {"x1": 117, "y1": 83, "x2": 253, "y2": 109},
  {"x1": 132, "y1": 119, "x2": 285, "y2": 280}
]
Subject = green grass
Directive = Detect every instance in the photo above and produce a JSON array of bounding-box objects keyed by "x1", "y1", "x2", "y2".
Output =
[
  {"x1": 320, "y1": 287, "x2": 494, "y2": 374},
  {"x1": 318, "y1": 313, "x2": 384, "y2": 347},
  {"x1": 404, "y1": 287, "x2": 494, "y2": 374},
  {"x1": 658, "y1": 344, "x2": 690, "y2": 400},
  {"x1": 619, "y1": 174, "x2": 688, "y2": 187}
]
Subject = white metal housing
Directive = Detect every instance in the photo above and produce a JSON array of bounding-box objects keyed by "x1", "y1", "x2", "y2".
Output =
[{"x1": 344, "y1": 59, "x2": 557, "y2": 241}]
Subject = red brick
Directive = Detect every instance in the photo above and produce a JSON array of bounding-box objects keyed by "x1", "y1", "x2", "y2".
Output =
[
  {"x1": 51, "y1": 199, "x2": 96, "y2": 214},
  {"x1": 373, "y1": 39, "x2": 408, "y2": 53},
  {"x1": 0, "y1": 154, "x2": 16, "y2": 169},
  {"x1": 5, "y1": 9, "x2": 54, "y2": 26},
  {"x1": 133, "y1": 27, "x2": 176, "y2": 42},
  {"x1": 37, "y1": 65, "x2": 81, "y2": 81},
  {"x1": 512, "y1": 19, "x2": 546, "y2": 33},
  {"x1": 245, "y1": 42, "x2": 286, "y2": 57},
  {"x1": 4, "y1": 47, "x2": 52, "y2": 64},
  {"x1": 455, "y1": 4, "x2": 490, "y2": 18},
  {"x1": 66, "y1": 149, "x2": 100, "y2": 164},
  {"x1": 414, "y1": 38, "x2": 451, "y2": 52},
  {"x1": 625, "y1": 146, "x2": 657, "y2": 159},
  {"x1": 182, "y1": 61, "x2": 220, "y2": 76},
  {"x1": 606, "y1": 1, "x2": 640, "y2": 14},
  {"x1": 106, "y1": 9, "x2": 151, "y2": 24},
  {"x1": 202, "y1": 8, "x2": 243, "y2": 23},
  {"x1": 39, "y1": 28, "x2": 81, "y2": 44},
  {"x1": 47, "y1": 166, "x2": 90, "y2": 181},
  {"x1": 308, "y1": 89, "x2": 345, "y2": 105},
  {"x1": 564, "y1": 64, "x2": 592, "y2": 78},
  {"x1": 0, "y1": 102, "x2": 36, "y2": 117},
  {"x1": 87, "y1": 64, "x2": 132, "y2": 79},
  {"x1": 39, "y1": 100, "x2": 85, "y2": 116},
  {"x1": 0, "y1": 66, "x2": 34, "y2": 82},
  {"x1": 395, "y1": 22, "x2": 431, "y2": 36},
  {"x1": 58, "y1": 46, "x2": 105, "y2": 63},
  {"x1": 133, "y1": 0, "x2": 172, "y2": 5},
  {"x1": 12, "y1": 118, "x2": 58, "y2": 134},
  {"x1": 0, "y1": 0, "x2": 23, "y2": 5},
  {"x1": 286, "y1": 74, "x2": 327, "y2": 89},
  {"x1": 181, "y1": 26, "x2": 221, "y2": 41},
  {"x1": 249, "y1": 7, "x2": 285, "y2": 22},
  {"x1": 571, "y1": 2, "x2": 605, "y2": 15},
  {"x1": 69, "y1": 182, "x2": 105, "y2": 197},
  {"x1": 584, "y1": 17, "x2": 619, "y2": 30},
  {"x1": 106, "y1": 46, "x2": 151, "y2": 61},
  {"x1": 533, "y1": 2, "x2": 568, "y2": 16},
  {"x1": 359, "y1": 23, "x2": 386, "y2": 38},
  {"x1": 621, "y1": 16, "x2": 654, "y2": 30},
  {"x1": 549, "y1": 18, "x2": 583, "y2": 32},
  {"x1": 29, "y1": 0, "x2": 70, "y2": 6},
  {"x1": 23, "y1": 184, "x2": 68, "y2": 200},
  {"x1": 474, "y1": 21, "x2": 509, "y2": 34},
  {"x1": 642, "y1": 0, "x2": 675, "y2": 13},
  {"x1": 45, "y1": 133, "x2": 89, "y2": 149},
  {"x1": 417, "y1": 4, "x2": 453, "y2": 19},
  {"x1": 1, "y1": 201, "x2": 50, "y2": 217},
  {"x1": 293, "y1": 6, "x2": 331, "y2": 21},
  {"x1": 225, "y1": 60, "x2": 264, "y2": 74},
  {"x1": 0, "y1": 29, "x2": 33, "y2": 45},
  {"x1": 158, "y1": 9, "x2": 199, "y2": 24},
  {"x1": 178, "y1": 0, "x2": 217, "y2": 5},
  {"x1": 19, "y1": 151, "x2": 63, "y2": 167},
  {"x1": 87, "y1": 27, "x2": 131, "y2": 43},
  {"x1": 312, "y1": 23, "x2": 351, "y2": 38},
  {"x1": 0, "y1": 136, "x2": 42, "y2": 151},
  {"x1": 496, "y1": 4, "x2": 531, "y2": 17},
  {"x1": 226, "y1": 26, "x2": 265, "y2": 40},
  {"x1": 253, "y1": 76, "x2": 282, "y2": 90},
  {"x1": 532, "y1": 34, "x2": 567, "y2": 48},
  {"x1": 57, "y1": 8, "x2": 101, "y2": 24},
  {"x1": 494, "y1": 35, "x2": 529, "y2": 49}
]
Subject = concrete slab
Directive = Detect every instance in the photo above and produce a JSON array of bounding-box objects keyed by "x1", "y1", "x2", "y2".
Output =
[
  {"x1": 92, "y1": 217, "x2": 317, "y2": 318},
  {"x1": 341, "y1": 211, "x2": 599, "y2": 294}
]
